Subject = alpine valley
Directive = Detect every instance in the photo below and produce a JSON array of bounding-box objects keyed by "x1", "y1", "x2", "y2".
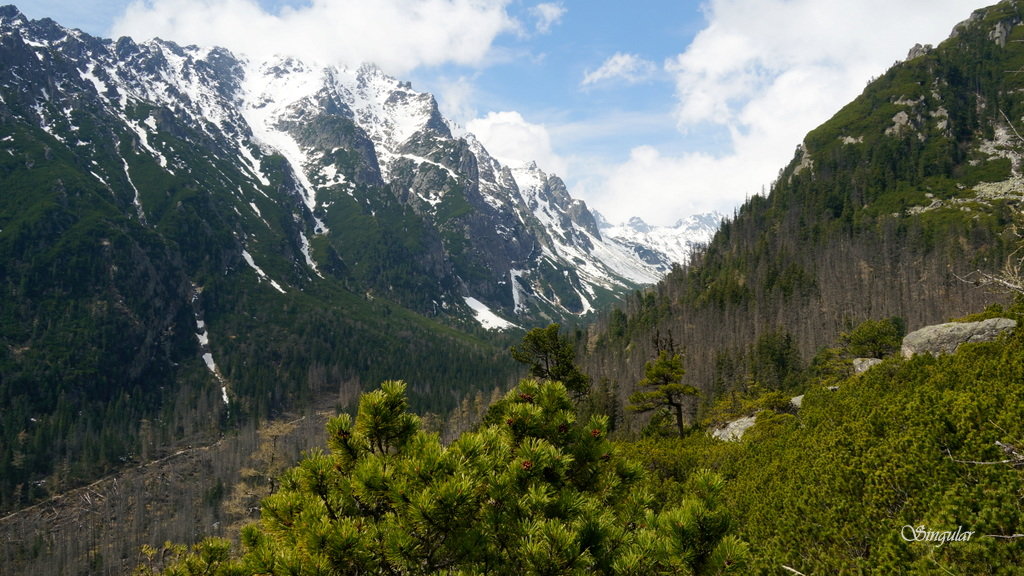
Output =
[{"x1": 6, "y1": 0, "x2": 1024, "y2": 575}]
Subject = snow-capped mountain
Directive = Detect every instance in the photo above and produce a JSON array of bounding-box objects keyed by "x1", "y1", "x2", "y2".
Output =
[
  {"x1": 596, "y1": 212, "x2": 723, "y2": 273},
  {"x1": 0, "y1": 6, "x2": 714, "y2": 329}
]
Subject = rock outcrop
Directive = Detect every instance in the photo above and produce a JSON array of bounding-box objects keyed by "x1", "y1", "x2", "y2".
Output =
[
  {"x1": 901, "y1": 318, "x2": 1017, "y2": 358},
  {"x1": 906, "y1": 43, "x2": 933, "y2": 60},
  {"x1": 710, "y1": 392, "x2": 807, "y2": 442},
  {"x1": 853, "y1": 358, "x2": 883, "y2": 373},
  {"x1": 711, "y1": 415, "x2": 758, "y2": 442}
]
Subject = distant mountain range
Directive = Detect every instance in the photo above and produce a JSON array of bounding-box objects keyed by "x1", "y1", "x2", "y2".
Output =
[{"x1": 595, "y1": 211, "x2": 721, "y2": 274}]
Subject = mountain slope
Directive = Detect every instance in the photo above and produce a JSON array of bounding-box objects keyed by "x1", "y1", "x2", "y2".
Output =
[
  {"x1": 583, "y1": 0, "x2": 1024, "y2": 420},
  {"x1": 622, "y1": 306, "x2": 1024, "y2": 573}
]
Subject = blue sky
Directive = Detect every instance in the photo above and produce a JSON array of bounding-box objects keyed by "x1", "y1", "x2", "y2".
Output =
[{"x1": 15, "y1": 0, "x2": 982, "y2": 225}]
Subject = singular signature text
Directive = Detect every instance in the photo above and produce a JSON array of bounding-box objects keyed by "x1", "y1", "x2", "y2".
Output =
[{"x1": 900, "y1": 525, "x2": 974, "y2": 547}]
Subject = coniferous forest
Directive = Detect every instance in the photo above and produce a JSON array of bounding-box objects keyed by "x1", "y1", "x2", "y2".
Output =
[{"x1": 7, "y1": 1, "x2": 1024, "y2": 575}]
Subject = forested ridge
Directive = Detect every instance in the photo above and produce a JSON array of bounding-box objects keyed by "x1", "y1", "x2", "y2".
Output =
[{"x1": 581, "y1": 1, "x2": 1024, "y2": 423}]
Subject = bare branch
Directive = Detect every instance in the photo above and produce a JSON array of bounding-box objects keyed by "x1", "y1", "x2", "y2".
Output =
[
  {"x1": 929, "y1": 557, "x2": 959, "y2": 576},
  {"x1": 956, "y1": 243, "x2": 1024, "y2": 296},
  {"x1": 956, "y1": 270, "x2": 1024, "y2": 294},
  {"x1": 946, "y1": 448, "x2": 1024, "y2": 467},
  {"x1": 1000, "y1": 108, "x2": 1024, "y2": 144}
]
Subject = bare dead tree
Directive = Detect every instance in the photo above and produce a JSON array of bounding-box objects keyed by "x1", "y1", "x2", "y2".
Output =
[{"x1": 958, "y1": 244, "x2": 1024, "y2": 296}]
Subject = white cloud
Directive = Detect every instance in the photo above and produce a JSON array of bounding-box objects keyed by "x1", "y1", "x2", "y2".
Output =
[
  {"x1": 582, "y1": 52, "x2": 658, "y2": 87},
  {"x1": 467, "y1": 111, "x2": 568, "y2": 177},
  {"x1": 571, "y1": 146, "x2": 771, "y2": 226},
  {"x1": 530, "y1": 2, "x2": 566, "y2": 34},
  {"x1": 112, "y1": 0, "x2": 517, "y2": 76},
  {"x1": 576, "y1": 0, "x2": 978, "y2": 225},
  {"x1": 431, "y1": 75, "x2": 480, "y2": 128},
  {"x1": 665, "y1": 0, "x2": 947, "y2": 130}
]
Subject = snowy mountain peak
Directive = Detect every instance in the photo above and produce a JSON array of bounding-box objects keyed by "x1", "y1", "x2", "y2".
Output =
[
  {"x1": 676, "y1": 212, "x2": 723, "y2": 232},
  {"x1": 0, "y1": 7, "x2": 723, "y2": 327},
  {"x1": 626, "y1": 216, "x2": 652, "y2": 234},
  {"x1": 600, "y1": 211, "x2": 723, "y2": 270},
  {"x1": 0, "y1": 5, "x2": 30, "y2": 31}
]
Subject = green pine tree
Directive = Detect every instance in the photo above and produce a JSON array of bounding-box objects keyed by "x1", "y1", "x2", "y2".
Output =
[
  {"x1": 139, "y1": 379, "x2": 747, "y2": 576},
  {"x1": 510, "y1": 323, "x2": 591, "y2": 398},
  {"x1": 628, "y1": 350, "x2": 699, "y2": 436}
]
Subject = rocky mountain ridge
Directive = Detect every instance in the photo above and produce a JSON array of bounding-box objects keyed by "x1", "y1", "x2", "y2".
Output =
[{"x1": 0, "y1": 5, "x2": 712, "y2": 325}]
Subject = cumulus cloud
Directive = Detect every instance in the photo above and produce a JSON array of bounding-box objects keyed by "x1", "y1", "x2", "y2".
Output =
[
  {"x1": 581, "y1": 52, "x2": 658, "y2": 87},
  {"x1": 579, "y1": 0, "x2": 978, "y2": 225},
  {"x1": 666, "y1": 0, "x2": 938, "y2": 130},
  {"x1": 530, "y1": 2, "x2": 566, "y2": 34},
  {"x1": 112, "y1": 0, "x2": 517, "y2": 76},
  {"x1": 571, "y1": 145, "x2": 772, "y2": 226},
  {"x1": 467, "y1": 111, "x2": 569, "y2": 177},
  {"x1": 432, "y1": 75, "x2": 481, "y2": 127}
]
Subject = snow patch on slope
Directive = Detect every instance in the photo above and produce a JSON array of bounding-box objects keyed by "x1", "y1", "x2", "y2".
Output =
[
  {"x1": 191, "y1": 285, "x2": 229, "y2": 407},
  {"x1": 126, "y1": 118, "x2": 169, "y2": 170},
  {"x1": 121, "y1": 158, "x2": 148, "y2": 224},
  {"x1": 465, "y1": 296, "x2": 518, "y2": 330},
  {"x1": 241, "y1": 249, "x2": 287, "y2": 293},
  {"x1": 240, "y1": 56, "x2": 329, "y2": 233}
]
